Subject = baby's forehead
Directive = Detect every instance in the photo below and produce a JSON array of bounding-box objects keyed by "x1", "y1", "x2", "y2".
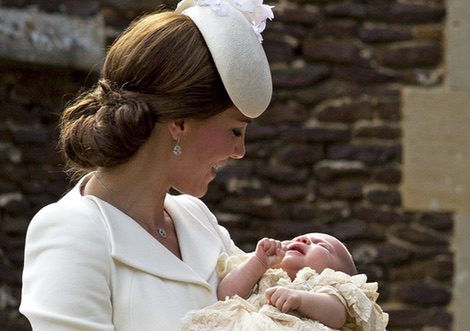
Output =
[{"x1": 299, "y1": 232, "x2": 335, "y2": 241}]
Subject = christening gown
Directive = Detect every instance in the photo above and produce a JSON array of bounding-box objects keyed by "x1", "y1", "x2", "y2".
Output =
[{"x1": 180, "y1": 253, "x2": 388, "y2": 331}]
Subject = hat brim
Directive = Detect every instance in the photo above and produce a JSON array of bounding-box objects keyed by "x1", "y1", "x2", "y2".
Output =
[{"x1": 176, "y1": 0, "x2": 272, "y2": 118}]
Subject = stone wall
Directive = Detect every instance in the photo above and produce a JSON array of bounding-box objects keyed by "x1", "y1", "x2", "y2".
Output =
[{"x1": 0, "y1": 0, "x2": 451, "y2": 330}]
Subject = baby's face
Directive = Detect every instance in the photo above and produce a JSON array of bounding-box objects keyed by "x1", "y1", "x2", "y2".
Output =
[{"x1": 279, "y1": 233, "x2": 352, "y2": 279}]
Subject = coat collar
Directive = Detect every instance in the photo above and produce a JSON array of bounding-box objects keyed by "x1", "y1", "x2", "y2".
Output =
[{"x1": 84, "y1": 194, "x2": 224, "y2": 290}]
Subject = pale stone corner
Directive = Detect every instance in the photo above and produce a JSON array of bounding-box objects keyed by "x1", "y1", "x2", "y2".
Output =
[
  {"x1": 401, "y1": 0, "x2": 470, "y2": 329},
  {"x1": 0, "y1": 6, "x2": 105, "y2": 71}
]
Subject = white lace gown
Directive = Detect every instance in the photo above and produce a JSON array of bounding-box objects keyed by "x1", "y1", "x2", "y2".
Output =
[{"x1": 180, "y1": 253, "x2": 389, "y2": 331}]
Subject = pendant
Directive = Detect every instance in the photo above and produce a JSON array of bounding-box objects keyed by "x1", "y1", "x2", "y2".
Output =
[{"x1": 158, "y1": 228, "x2": 167, "y2": 238}]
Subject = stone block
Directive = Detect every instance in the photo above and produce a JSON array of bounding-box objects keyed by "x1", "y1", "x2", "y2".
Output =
[
  {"x1": 0, "y1": 262, "x2": 19, "y2": 284},
  {"x1": 329, "y1": 219, "x2": 385, "y2": 241},
  {"x1": 375, "y1": 242, "x2": 412, "y2": 265},
  {"x1": 276, "y1": 2, "x2": 321, "y2": 25},
  {"x1": 378, "y1": 41, "x2": 442, "y2": 68},
  {"x1": 353, "y1": 204, "x2": 408, "y2": 224},
  {"x1": 417, "y1": 212, "x2": 454, "y2": 231},
  {"x1": 284, "y1": 83, "x2": 331, "y2": 106},
  {"x1": 245, "y1": 141, "x2": 275, "y2": 159},
  {"x1": 269, "y1": 184, "x2": 309, "y2": 202},
  {"x1": 314, "y1": 200, "x2": 351, "y2": 223},
  {"x1": 0, "y1": 7, "x2": 104, "y2": 70},
  {"x1": 290, "y1": 202, "x2": 317, "y2": 220},
  {"x1": 278, "y1": 144, "x2": 324, "y2": 166},
  {"x1": 271, "y1": 65, "x2": 330, "y2": 88},
  {"x1": 314, "y1": 160, "x2": 369, "y2": 181},
  {"x1": 221, "y1": 197, "x2": 281, "y2": 219},
  {"x1": 364, "y1": 184, "x2": 402, "y2": 206},
  {"x1": 431, "y1": 254, "x2": 454, "y2": 280},
  {"x1": 366, "y1": 2, "x2": 446, "y2": 24},
  {"x1": 32, "y1": 0, "x2": 101, "y2": 16},
  {"x1": 8, "y1": 123, "x2": 50, "y2": 144},
  {"x1": 398, "y1": 282, "x2": 451, "y2": 305},
  {"x1": 0, "y1": 193, "x2": 29, "y2": 217},
  {"x1": 357, "y1": 264, "x2": 385, "y2": 282},
  {"x1": 391, "y1": 260, "x2": 433, "y2": 281},
  {"x1": 401, "y1": 68, "x2": 445, "y2": 87},
  {"x1": 303, "y1": 38, "x2": 366, "y2": 64},
  {"x1": 315, "y1": 97, "x2": 375, "y2": 123},
  {"x1": 372, "y1": 164, "x2": 402, "y2": 184},
  {"x1": 354, "y1": 121, "x2": 401, "y2": 139},
  {"x1": 314, "y1": 20, "x2": 357, "y2": 38},
  {"x1": 245, "y1": 123, "x2": 278, "y2": 142},
  {"x1": 263, "y1": 37, "x2": 296, "y2": 63},
  {"x1": 333, "y1": 65, "x2": 399, "y2": 84},
  {"x1": 376, "y1": 98, "x2": 401, "y2": 121},
  {"x1": 386, "y1": 307, "x2": 431, "y2": 328},
  {"x1": 359, "y1": 23, "x2": 412, "y2": 43},
  {"x1": 327, "y1": 142, "x2": 401, "y2": 165},
  {"x1": 316, "y1": 180, "x2": 363, "y2": 200},
  {"x1": 324, "y1": 1, "x2": 366, "y2": 19},
  {"x1": 259, "y1": 100, "x2": 309, "y2": 124},
  {"x1": 351, "y1": 243, "x2": 378, "y2": 265},
  {"x1": 261, "y1": 165, "x2": 310, "y2": 184},
  {"x1": 413, "y1": 24, "x2": 444, "y2": 41},
  {"x1": 392, "y1": 224, "x2": 448, "y2": 246},
  {"x1": 283, "y1": 125, "x2": 351, "y2": 143}
]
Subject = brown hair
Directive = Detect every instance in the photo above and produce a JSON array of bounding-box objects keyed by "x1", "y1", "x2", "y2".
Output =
[{"x1": 60, "y1": 12, "x2": 232, "y2": 177}]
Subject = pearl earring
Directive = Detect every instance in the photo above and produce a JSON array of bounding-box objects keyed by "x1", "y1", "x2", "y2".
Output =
[{"x1": 172, "y1": 139, "x2": 182, "y2": 156}]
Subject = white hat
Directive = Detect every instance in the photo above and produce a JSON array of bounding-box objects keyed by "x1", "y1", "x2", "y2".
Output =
[{"x1": 175, "y1": 0, "x2": 273, "y2": 118}]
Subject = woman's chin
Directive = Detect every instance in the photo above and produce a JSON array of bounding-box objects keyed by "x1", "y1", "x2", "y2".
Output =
[{"x1": 171, "y1": 184, "x2": 208, "y2": 198}]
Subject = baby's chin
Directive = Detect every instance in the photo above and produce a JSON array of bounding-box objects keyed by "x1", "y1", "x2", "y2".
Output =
[{"x1": 278, "y1": 261, "x2": 301, "y2": 280}]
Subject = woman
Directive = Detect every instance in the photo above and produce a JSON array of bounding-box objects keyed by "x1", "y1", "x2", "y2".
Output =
[{"x1": 20, "y1": 0, "x2": 274, "y2": 330}]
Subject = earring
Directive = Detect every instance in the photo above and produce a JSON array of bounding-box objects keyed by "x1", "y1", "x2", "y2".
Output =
[{"x1": 172, "y1": 139, "x2": 182, "y2": 156}]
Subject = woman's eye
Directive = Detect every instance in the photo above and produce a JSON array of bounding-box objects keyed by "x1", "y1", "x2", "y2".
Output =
[{"x1": 232, "y1": 129, "x2": 242, "y2": 137}]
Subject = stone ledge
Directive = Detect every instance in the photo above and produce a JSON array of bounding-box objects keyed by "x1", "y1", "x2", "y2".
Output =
[{"x1": 0, "y1": 7, "x2": 104, "y2": 70}]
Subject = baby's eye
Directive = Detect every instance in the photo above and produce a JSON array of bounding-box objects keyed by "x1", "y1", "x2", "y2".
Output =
[{"x1": 317, "y1": 242, "x2": 330, "y2": 250}]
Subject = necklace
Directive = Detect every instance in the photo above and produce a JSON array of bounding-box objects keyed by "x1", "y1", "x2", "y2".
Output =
[
  {"x1": 158, "y1": 228, "x2": 167, "y2": 238},
  {"x1": 93, "y1": 172, "x2": 170, "y2": 239}
]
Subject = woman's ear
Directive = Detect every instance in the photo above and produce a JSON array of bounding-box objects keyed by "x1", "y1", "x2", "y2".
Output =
[{"x1": 167, "y1": 119, "x2": 185, "y2": 141}]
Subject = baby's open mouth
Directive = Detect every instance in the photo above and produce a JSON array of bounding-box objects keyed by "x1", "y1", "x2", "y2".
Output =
[{"x1": 286, "y1": 243, "x2": 305, "y2": 255}]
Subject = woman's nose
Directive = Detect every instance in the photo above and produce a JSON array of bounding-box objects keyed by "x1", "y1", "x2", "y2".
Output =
[{"x1": 231, "y1": 139, "x2": 246, "y2": 159}]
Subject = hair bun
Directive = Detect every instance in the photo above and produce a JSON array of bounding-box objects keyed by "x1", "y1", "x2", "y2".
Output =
[
  {"x1": 96, "y1": 79, "x2": 128, "y2": 107},
  {"x1": 60, "y1": 79, "x2": 158, "y2": 173}
]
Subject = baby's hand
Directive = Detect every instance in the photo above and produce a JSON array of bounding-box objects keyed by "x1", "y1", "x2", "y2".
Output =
[
  {"x1": 255, "y1": 238, "x2": 285, "y2": 269},
  {"x1": 265, "y1": 286, "x2": 302, "y2": 313}
]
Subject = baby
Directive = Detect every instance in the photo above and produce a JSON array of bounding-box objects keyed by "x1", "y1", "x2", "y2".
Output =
[{"x1": 181, "y1": 233, "x2": 388, "y2": 330}]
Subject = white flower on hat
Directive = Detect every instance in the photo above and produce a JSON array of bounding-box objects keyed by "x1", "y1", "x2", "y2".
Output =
[
  {"x1": 197, "y1": 0, "x2": 230, "y2": 16},
  {"x1": 178, "y1": 0, "x2": 274, "y2": 42},
  {"x1": 231, "y1": 0, "x2": 274, "y2": 42}
]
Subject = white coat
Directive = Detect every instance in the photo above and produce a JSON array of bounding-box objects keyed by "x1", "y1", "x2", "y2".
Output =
[{"x1": 20, "y1": 176, "x2": 238, "y2": 330}]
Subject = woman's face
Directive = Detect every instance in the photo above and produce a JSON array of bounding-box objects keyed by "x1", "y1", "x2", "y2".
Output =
[
  {"x1": 280, "y1": 233, "x2": 352, "y2": 279},
  {"x1": 171, "y1": 107, "x2": 250, "y2": 197}
]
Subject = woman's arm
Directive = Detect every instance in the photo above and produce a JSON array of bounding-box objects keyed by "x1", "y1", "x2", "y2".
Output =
[
  {"x1": 265, "y1": 287, "x2": 347, "y2": 329},
  {"x1": 217, "y1": 238, "x2": 284, "y2": 300},
  {"x1": 20, "y1": 203, "x2": 114, "y2": 330}
]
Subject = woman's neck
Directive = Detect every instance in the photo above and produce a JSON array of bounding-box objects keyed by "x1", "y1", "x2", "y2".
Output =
[{"x1": 85, "y1": 164, "x2": 169, "y2": 230}]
